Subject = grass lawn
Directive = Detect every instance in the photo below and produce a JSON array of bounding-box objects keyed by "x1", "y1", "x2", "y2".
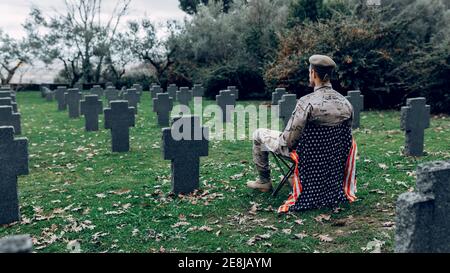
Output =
[{"x1": 1, "y1": 91, "x2": 449, "y2": 253}]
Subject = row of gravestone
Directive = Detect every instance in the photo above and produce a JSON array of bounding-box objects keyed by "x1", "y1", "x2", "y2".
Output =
[
  {"x1": 272, "y1": 88, "x2": 431, "y2": 157},
  {"x1": 0, "y1": 86, "x2": 29, "y2": 227}
]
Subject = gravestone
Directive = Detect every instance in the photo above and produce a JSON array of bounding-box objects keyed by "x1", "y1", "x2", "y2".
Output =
[
  {"x1": 395, "y1": 161, "x2": 450, "y2": 253},
  {"x1": 272, "y1": 88, "x2": 286, "y2": 105},
  {"x1": 80, "y1": 95, "x2": 103, "y2": 132},
  {"x1": 227, "y1": 86, "x2": 239, "y2": 100},
  {"x1": 104, "y1": 101, "x2": 135, "y2": 152},
  {"x1": 91, "y1": 85, "x2": 104, "y2": 97},
  {"x1": 192, "y1": 84, "x2": 205, "y2": 97},
  {"x1": 106, "y1": 82, "x2": 114, "y2": 88},
  {"x1": 346, "y1": 90, "x2": 364, "y2": 129},
  {"x1": 167, "y1": 84, "x2": 178, "y2": 100},
  {"x1": 0, "y1": 91, "x2": 16, "y2": 103},
  {"x1": 74, "y1": 83, "x2": 83, "y2": 91},
  {"x1": 0, "y1": 98, "x2": 18, "y2": 113},
  {"x1": 151, "y1": 85, "x2": 163, "y2": 99},
  {"x1": 132, "y1": 84, "x2": 143, "y2": 94},
  {"x1": 123, "y1": 89, "x2": 140, "y2": 115},
  {"x1": 65, "y1": 88, "x2": 82, "y2": 118},
  {"x1": 55, "y1": 86, "x2": 67, "y2": 111},
  {"x1": 162, "y1": 116, "x2": 209, "y2": 194},
  {"x1": 0, "y1": 235, "x2": 33, "y2": 253},
  {"x1": 0, "y1": 106, "x2": 21, "y2": 135},
  {"x1": 45, "y1": 90, "x2": 54, "y2": 102},
  {"x1": 216, "y1": 90, "x2": 236, "y2": 123},
  {"x1": 400, "y1": 97, "x2": 430, "y2": 157},
  {"x1": 0, "y1": 126, "x2": 28, "y2": 225},
  {"x1": 105, "y1": 87, "x2": 121, "y2": 103},
  {"x1": 177, "y1": 87, "x2": 192, "y2": 106},
  {"x1": 153, "y1": 93, "x2": 173, "y2": 127},
  {"x1": 279, "y1": 94, "x2": 297, "y2": 128}
]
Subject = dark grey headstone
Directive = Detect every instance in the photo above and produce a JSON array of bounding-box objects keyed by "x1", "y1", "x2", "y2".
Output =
[
  {"x1": 55, "y1": 86, "x2": 67, "y2": 111},
  {"x1": 151, "y1": 85, "x2": 163, "y2": 99},
  {"x1": 272, "y1": 88, "x2": 286, "y2": 105},
  {"x1": 45, "y1": 90, "x2": 54, "y2": 102},
  {"x1": 167, "y1": 84, "x2": 178, "y2": 100},
  {"x1": 105, "y1": 87, "x2": 121, "y2": 104},
  {"x1": 0, "y1": 91, "x2": 16, "y2": 103},
  {"x1": 65, "y1": 88, "x2": 82, "y2": 118},
  {"x1": 0, "y1": 98, "x2": 18, "y2": 113},
  {"x1": 395, "y1": 161, "x2": 450, "y2": 253},
  {"x1": 123, "y1": 89, "x2": 140, "y2": 115},
  {"x1": 0, "y1": 106, "x2": 21, "y2": 135},
  {"x1": 0, "y1": 126, "x2": 28, "y2": 225},
  {"x1": 132, "y1": 84, "x2": 143, "y2": 94},
  {"x1": 192, "y1": 84, "x2": 204, "y2": 97},
  {"x1": 162, "y1": 116, "x2": 209, "y2": 194},
  {"x1": 81, "y1": 95, "x2": 103, "y2": 132},
  {"x1": 216, "y1": 90, "x2": 236, "y2": 123},
  {"x1": 400, "y1": 97, "x2": 430, "y2": 157},
  {"x1": 104, "y1": 101, "x2": 135, "y2": 153},
  {"x1": 346, "y1": 90, "x2": 364, "y2": 129},
  {"x1": 91, "y1": 85, "x2": 104, "y2": 97},
  {"x1": 0, "y1": 235, "x2": 33, "y2": 253},
  {"x1": 153, "y1": 93, "x2": 173, "y2": 127},
  {"x1": 177, "y1": 87, "x2": 192, "y2": 106},
  {"x1": 227, "y1": 86, "x2": 239, "y2": 100},
  {"x1": 279, "y1": 94, "x2": 297, "y2": 128}
]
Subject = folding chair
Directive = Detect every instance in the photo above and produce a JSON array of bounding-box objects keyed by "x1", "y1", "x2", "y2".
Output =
[{"x1": 270, "y1": 152, "x2": 295, "y2": 197}]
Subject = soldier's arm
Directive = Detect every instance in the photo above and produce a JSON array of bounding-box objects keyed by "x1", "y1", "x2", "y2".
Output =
[{"x1": 279, "y1": 98, "x2": 312, "y2": 150}]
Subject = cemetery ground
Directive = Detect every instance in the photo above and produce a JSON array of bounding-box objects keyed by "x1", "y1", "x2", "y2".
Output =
[{"x1": 1, "y1": 92, "x2": 449, "y2": 253}]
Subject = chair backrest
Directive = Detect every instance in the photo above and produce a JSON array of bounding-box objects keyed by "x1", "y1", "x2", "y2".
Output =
[{"x1": 292, "y1": 120, "x2": 353, "y2": 210}]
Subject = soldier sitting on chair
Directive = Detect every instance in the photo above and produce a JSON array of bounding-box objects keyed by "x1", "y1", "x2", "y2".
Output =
[{"x1": 248, "y1": 55, "x2": 354, "y2": 194}]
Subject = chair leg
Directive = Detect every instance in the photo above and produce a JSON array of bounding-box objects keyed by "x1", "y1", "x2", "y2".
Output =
[{"x1": 272, "y1": 165, "x2": 295, "y2": 197}]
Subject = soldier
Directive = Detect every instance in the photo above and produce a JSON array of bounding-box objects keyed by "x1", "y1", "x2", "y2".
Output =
[{"x1": 247, "y1": 55, "x2": 354, "y2": 192}]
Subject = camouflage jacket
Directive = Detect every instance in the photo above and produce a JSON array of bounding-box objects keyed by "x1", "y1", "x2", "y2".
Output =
[{"x1": 280, "y1": 84, "x2": 354, "y2": 150}]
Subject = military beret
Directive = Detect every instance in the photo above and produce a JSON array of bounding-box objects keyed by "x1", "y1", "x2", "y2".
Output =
[{"x1": 309, "y1": 55, "x2": 336, "y2": 69}]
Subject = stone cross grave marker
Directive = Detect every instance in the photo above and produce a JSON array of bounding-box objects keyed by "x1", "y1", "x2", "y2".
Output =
[
  {"x1": 65, "y1": 88, "x2": 82, "y2": 118},
  {"x1": 55, "y1": 86, "x2": 67, "y2": 111},
  {"x1": 227, "y1": 86, "x2": 239, "y2": 100},
  {"x1": 192, "y1": 84, "x2": 204, "y2": 97},
  {"x1": 167, "y1": 84, "x2": 178, "y2": 100},
  {"x1": 395, "y1": 161, "x2": 450, "y2": 253},
  {"x1": 91, "y1": 85, "x2": 104, "y2": 97},
  {"x1": 272, "y1": 88, "x2": 286, "y2": 105},
  {"x1": 0, "y1": 126, "x2": 28, "y2": 225},
  {"x1": 177, "y1": 87, "x2": 192, "y2": 106},
  {"x1": 279, "y1": 94, "x2": 297, "y2": 128},
  {"x1": 216, "y1": 90, "x2": 236, "y2": 123},
  {"x1": 153, "y1": 93, "x2": 174, "y2": 127},
  {"x1": 104, "y1": 101, "x2": 135, "y2": 152},
  {"x1": 346, "y1": 90, "x2": 364, "y2": 129},
  {"x1": 124, "y1": 88, "x2": 140, "y2": 115},
  {"x1": 162, "y1": 115, "x2": 209, "y2": 194},
  {"x1": 81, "y1": 95, "x2": 103, "y2": 132},
  {"x1": 151, "y1": 85, "x2": 163, "y2": 99},
  {"x1": 0, "y1": 98, "x2": 18, "y2": 113},
  {"x1": 105, "y1": 86, "x2": 121, "y2": 104},
  {"x1": 0, "y1": 235, "x2": 33, "y2": 253},
  {"x1": 0, "y1": 106, "x2": 21, "y2": 135},
  {"x1": 400, "y1": 97, "x2": 430, "y2": 156},
  {"x1": 0, "y1": 91, "x2": 16, "y2": 103}
]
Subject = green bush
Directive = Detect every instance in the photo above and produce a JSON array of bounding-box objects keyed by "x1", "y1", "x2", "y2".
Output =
[{"x1": 204, "y1": 64, "x2": 266, "y2": 99}]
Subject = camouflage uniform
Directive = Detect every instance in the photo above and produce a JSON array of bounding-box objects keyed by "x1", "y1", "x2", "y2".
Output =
[{"x1": 253, "y1": 83, "x2": 354, "y2": 182}]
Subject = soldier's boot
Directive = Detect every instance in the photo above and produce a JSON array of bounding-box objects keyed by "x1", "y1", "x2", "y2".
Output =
[{"x1": 247, "y1": 179, "x2": 273, "y2": 193}]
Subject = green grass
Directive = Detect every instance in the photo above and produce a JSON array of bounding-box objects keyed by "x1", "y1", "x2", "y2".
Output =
[{"x1": 1, "y1": 92, "x2": 449, "y2": 253}]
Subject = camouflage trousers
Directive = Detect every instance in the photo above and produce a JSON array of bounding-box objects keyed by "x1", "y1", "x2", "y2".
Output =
[{"x1": 252, "y1": 128, "x2": 290, "y2": 183}]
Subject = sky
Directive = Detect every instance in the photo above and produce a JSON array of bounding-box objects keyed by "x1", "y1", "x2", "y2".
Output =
[{"x1": 0, "y1": 0, "x2": 187, "y2": 83}]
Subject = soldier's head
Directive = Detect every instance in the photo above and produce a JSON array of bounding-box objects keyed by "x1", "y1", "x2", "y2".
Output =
[{"x1": 308, "y1": 55, "x2": 336, "y2": 88}]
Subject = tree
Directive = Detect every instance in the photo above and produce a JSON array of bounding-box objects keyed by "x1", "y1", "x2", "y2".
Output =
[
  {"x1": 24, "y1": 0, "x2": 131, "y2": 85},
  {"x1": 179, "y1": 0, "x2": 233, "y2": 14},
  {"x1": 0, "y1": 30, "x2": 32, "y2": 84},
  {"x1": 125, "y1": 19, "x2": 180, "y2": 83}
]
